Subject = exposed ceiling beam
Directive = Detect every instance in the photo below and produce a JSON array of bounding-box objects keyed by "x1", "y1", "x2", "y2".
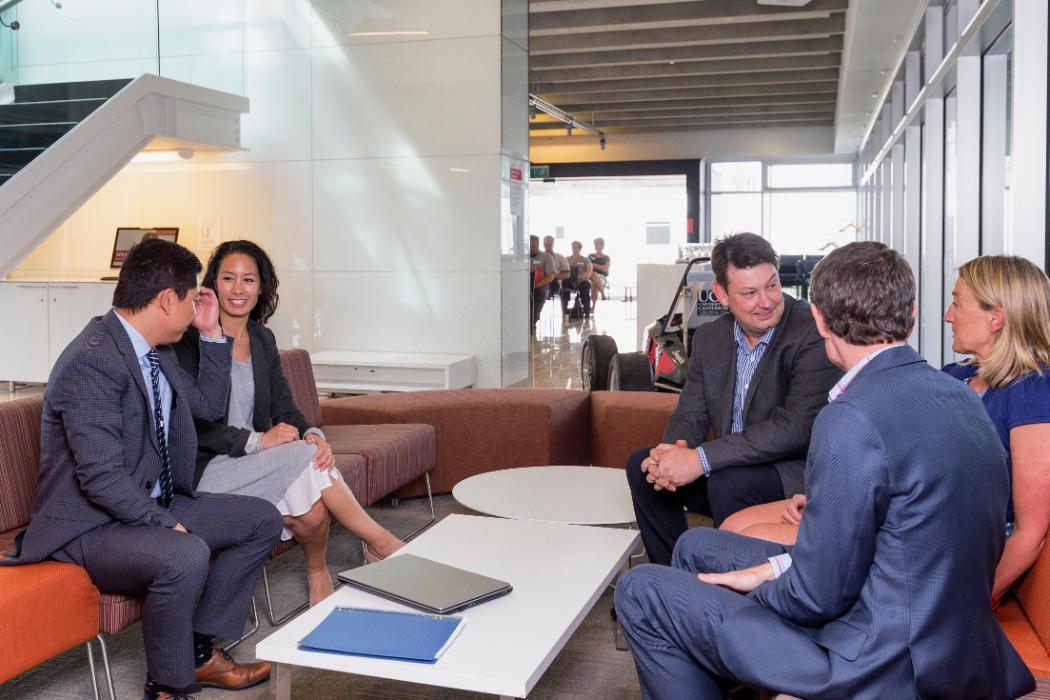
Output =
[
  {"x1": 530, "y1": 102, "x2": 836, "y2": 123},
  {"x1": 530, "y1": 53, "x2": 841, "y2": 83},
  {"x1": 556, "y1": 91, "x2": 840, "y2": 114},
  {"x1": 531, "y1": 15, "x2": 846, "y2": 54},
  {"x1": 530, "y1": 0, "x2": 848, "y2": 35},
  {"x1": 530, "y1": 36, "x2": 843, "y2": 70},
  {"x1": 532, "y1": 68, "x2": 839, "y2": 94},
  {"x1": 541, "y1": 80, "x2": 841, "y2": 104},
  {"x1": 533, "y1": 116, "x2": 836, "y2": 132}
]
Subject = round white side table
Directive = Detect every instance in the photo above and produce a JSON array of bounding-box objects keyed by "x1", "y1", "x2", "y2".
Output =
[{"x1": 451, "y1": 465, "x2": 636, "y2": 526}]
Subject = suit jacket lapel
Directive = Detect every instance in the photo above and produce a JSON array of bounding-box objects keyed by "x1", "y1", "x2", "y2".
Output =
[
  {"x1": 717, "y1": 326, "x2": 737, "y2": 436},
  {"x1": 101, "y1": 310, "x2": 160, "y2": 453},
  {"x1": 249, "y1": 323, "x2": 269, "y2": 431}
]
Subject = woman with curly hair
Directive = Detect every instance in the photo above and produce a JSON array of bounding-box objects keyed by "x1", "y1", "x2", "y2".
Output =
[{"x1": 176, "y1": 240, "x2": 403, "y2": 605}]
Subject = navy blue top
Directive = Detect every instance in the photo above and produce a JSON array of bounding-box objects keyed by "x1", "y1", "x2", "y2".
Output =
[{"x1": 943, "y1": 362, "x2": 1050, "y2": 523}]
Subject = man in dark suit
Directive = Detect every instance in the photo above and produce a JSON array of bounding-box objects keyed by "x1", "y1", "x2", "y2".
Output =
[
  {"x1": 615, "y1": 242, "x2": 1035, "y2": 699},
  {"x1": 1, "y1": 239, "x2": 283, "y2": 700},
  {"x1": 626, "y1": 233, "x2": 841, "y2": 565}
]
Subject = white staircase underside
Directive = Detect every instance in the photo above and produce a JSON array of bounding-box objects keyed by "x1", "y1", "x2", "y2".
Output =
[{"x1": 0, "y1": 73, "x2": 249, "y2": 276}]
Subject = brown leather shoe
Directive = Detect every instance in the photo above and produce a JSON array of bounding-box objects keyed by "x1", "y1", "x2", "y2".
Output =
[{"x1": 194, "y1": 648, "x2": 270, "y2": 690}]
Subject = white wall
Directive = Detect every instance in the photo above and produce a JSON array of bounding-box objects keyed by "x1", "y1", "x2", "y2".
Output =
[{"x1": 8, "y1": 0, "x2": 529, "y2": 387}]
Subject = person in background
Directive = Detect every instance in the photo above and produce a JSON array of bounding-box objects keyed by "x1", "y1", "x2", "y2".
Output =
[
  {"x1": 616, "y1": 242, "x2": 1034, "y2": 700},
  {"x1": 589, "y1": 237, "x2": 611, "y2": 308},
  {"x1": 530, "y1": 234, "x2": 555, "y2": 333},
  {"x1": 721, "y1": 256, "x2": 1050, "y2": 605},
  {"x1": 564, "y1": 240, "x2": 594, "y2": 318},
  {"x1": 175, "y1": 240, "x2": 404, "y2": 607},
  {"x1": 626, "y1": 233, "x2": 840, "y2": 566},
  {"x1": 543, "y1": 235, "x2": 570, "y2": 310},
  {"x1": 0, "y1": 239, "x2": 281, "y2": 700}
]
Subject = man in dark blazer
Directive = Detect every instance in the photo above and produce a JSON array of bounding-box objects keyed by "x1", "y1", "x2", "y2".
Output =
[
  {"x1": 626, "y1": 233, "x2": 841, "y2": 565},
  {"x1": 1, "y1": 239, "x2": 283, "y2": 700},
  {"x1": 615, "y1": 242, "x2": 1035, "y2": 699}
]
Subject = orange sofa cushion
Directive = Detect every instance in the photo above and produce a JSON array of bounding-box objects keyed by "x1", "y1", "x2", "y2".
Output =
[
  {"x1": 0, "y1": 560, "x2": 100, "y2": 682},
  {"x1": 590, "y1": 391, "x2": 679, "y2": 469},
  {"x1": 997, "y1": 597, "x2": 1050, "y2": 679}
]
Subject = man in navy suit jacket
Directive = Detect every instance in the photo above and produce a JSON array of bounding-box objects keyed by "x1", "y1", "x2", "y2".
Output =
[
  {"x1": 2, "y1": 240, "x2": 283, "y2": 700},
  {"x1": 615, "y1": 242, "x2": 1034, "y2": 699}
]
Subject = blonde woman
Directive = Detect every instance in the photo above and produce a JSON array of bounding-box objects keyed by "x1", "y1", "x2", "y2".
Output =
[{"x1": 722, "y1": 255, "x2": 1050, "y2": 604}]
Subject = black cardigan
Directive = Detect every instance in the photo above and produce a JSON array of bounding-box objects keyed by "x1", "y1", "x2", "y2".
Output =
[{"x1": 174, "y1": 321, "x2": 314, "y2": 488}]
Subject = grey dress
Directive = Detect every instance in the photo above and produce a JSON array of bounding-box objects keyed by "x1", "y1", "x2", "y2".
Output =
[{"x1": 196, "y1": 359, "x2": 336, "y2": 539}]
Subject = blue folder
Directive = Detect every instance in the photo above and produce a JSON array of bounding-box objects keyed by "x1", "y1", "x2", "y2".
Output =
[{"x1": 298, "y1": 606, "x2": 466, "y2": 663}]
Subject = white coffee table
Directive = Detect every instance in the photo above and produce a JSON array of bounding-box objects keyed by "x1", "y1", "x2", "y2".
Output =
[
  {"x1": 256, "y1": 513, "x2": 638, "y2": 699},
  {"x1": 452, "y1": 465, "x2": 636, "y2": 525}
]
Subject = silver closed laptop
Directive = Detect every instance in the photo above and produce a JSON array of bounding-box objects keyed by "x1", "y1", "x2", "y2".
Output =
[{"x1": 337, "y1": 553, "x2": 513, "y2": 615}]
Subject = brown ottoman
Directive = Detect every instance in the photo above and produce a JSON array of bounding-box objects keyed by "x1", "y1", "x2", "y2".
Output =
[{"x1": 590, "y1": 391, "x2": 679, "y2": 469}]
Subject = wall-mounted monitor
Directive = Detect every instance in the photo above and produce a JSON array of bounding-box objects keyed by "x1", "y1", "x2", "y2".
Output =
[{"x1": 110, "y1": 227, "x2": 179, "y2": 268}]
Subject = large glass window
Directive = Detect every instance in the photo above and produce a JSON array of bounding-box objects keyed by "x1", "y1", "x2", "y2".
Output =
[
  {"x1": 767, "y1": 191, "x2": 857, "y2": 254},
  {"x1": 528, "y1": 176, "x2": 687, "y2": 289},
  {"x1": 707, "y1": 159, "x2": 857, "y2": 254},
  {"x1": 710, "y1": 161, "x2": 761, "y2": 192},
  {"x1": 767, "y1": 163, "x2": 854, "y2": 189}
]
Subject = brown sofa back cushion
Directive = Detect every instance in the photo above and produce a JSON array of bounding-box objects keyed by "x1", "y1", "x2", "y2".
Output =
[
  {"x1": 321, "y1": 389, "x2": 591, "y2": 494},
  {"x1": 0, "y1": 395, "x2": 44, "y2": 533},
  {"x1": 279, "y1": 348, "x2": 324, "y2": 427},
  {"x1": 590, "y1": 391, "x2": 679, "y2": 469}
]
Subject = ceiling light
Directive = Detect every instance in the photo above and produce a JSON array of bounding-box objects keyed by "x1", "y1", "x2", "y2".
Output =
[
  {"x1": 756, "y1": 0, "x2": 813, "y2": 6},
  {"x1": 449, "y1": 167, "x2": 471, "y2": 173},
  {"x1": 349, "y1": 31, "x2": 429, "y2": 37},
  {"x1": 668, "y1": 60, "x2": 676, "y2": 65}
]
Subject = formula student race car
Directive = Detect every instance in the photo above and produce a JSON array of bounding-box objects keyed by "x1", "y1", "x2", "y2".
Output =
[{"x1": 581, "y1": 257, "x2": 723, "y2": 392}]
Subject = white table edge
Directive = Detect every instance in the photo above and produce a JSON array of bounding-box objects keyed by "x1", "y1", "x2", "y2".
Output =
[{"x1": 261, "y1": 529, "x2": 639, "y2": 699}]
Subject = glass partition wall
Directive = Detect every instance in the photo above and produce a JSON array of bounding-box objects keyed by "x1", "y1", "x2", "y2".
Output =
[
  {"x1": 857, "y1": 0, "x2": 1046, "y2": 367},
  {"x1": 0, "y1": 0, "x2": 245, "y2": 95}
]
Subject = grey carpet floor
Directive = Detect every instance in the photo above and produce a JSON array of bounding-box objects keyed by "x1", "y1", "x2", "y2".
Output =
[{"x1": 2, "y1": 495, "x2": 1048, "y2": 700}]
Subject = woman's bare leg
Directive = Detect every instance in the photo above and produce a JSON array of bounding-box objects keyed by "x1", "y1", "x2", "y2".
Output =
[
  {"x1": 320, "y1": 478, "x2": 404, "y2": 558},
  {"x1": 720, "y1": 499, "x2": 791, "y2": 535},
  {"x1": 284, "y1": 499, "x2": 335, "y2": 605},
  {"x1": 739, "y1": 522, "x2": 799, "y2": 546}
]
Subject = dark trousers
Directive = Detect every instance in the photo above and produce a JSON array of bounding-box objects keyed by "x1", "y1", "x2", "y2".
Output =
[
  {"x1": 626, "y1": 445, "x2": 785, "y2": 565},
  {"x1": 560, "y1": 280, "x2": 592, "y2": 314},
  {"x1": 532, "y1": 286, "x2": 548, "y2": 326},
  {"x1": 615, "y1": 529, "x2": 800, "y2": 700},
  {"x1": 54, "y1": 492, "x2": 282, "y2": 688}
]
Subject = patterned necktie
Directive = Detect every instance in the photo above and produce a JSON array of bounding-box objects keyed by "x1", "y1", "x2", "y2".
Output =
[{"x1": 145, "y1": 349, "x2": 174, "y2": 509}]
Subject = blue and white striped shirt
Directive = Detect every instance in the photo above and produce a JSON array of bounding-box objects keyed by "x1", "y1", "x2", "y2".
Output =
[{"x1": 697, "y1": 321, "x2": 778, "y2": 477}]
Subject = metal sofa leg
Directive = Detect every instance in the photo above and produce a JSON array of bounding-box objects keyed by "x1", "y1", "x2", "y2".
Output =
[
  {"x1": 223, "y1": 596, "x2": 261, "y2": 651},
  {"x1": 261, "y1": 566, "x2": 309, "y2": 626},
  {"x1": 86, "y1": 640, "x2": 100, "y2": 700},
  {"x1": 400, "y1": 472, "x2": 437, "y2": 542},
  {"x1": 86, "y1": 634, "x2": 116, "y2": 700}
]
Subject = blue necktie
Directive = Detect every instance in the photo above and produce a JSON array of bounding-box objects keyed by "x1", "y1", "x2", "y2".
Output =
[{"x1": 145, "y1": 349, "x2": 174, "y2": 510}]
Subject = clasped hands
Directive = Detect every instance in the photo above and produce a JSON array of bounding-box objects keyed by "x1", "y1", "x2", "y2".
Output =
[
  {"x1": 641, "y1": 440, "x2": 778, "y2": 593},
  {"x1": 641, "y1": 439, "x2": 703, "y2": 492},
  {"x1": 260, "y1": 423, "x2": 335, "y2": 470}
]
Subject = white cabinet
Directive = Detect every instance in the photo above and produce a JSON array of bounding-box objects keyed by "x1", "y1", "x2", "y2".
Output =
[
  {"x1": 48, "y1": 283, "x2": 115, "y2": 366},
  {"x1": 0, "y1": 281, "x2": 115, "y2": 384},
  {"x1": 0, "y1": 283, "x2": 50, "y2": 382},
  {"x1": 310, "y1": 350, "x2": 476, "y2": 394}
]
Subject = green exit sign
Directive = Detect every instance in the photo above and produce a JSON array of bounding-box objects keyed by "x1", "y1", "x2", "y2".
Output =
[{"x1": 530, "y1": 165, "x2": 550, "y2": 179}]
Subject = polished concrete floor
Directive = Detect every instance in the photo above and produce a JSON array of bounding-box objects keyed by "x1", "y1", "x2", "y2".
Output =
[{"x1": 525, "y1": 288, "x2": 639, "y2": 390}]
